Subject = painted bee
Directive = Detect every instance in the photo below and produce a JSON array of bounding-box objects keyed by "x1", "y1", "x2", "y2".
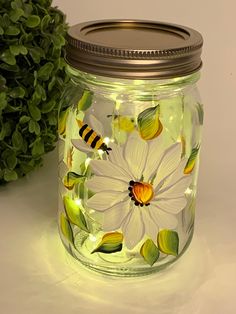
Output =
[{"x1": 77, "y1": 120, "x2": 112, "y2": 154}]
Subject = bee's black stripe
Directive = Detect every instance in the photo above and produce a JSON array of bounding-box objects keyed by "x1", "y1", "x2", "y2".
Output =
[
  {"x1": 99, "y1": 143, "x2": 107, "y2": 151},
  {"x1": 91, "y1": 135, "x2": 101, "y2": 148},
  {"x1": 79, "y1": 124, "x2": 88, "y2": 137},
  {"x1": 84, "y1": 129, "x2": 94, "y2": 142}
]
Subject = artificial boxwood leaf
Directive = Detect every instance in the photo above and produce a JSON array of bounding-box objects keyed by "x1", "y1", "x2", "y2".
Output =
[
  {"x1": 3, "y1": 169, "x2": 18, "y2": 182},
  {"x1": 31, "y1": 139, "x2": 44, "y2": 156},
  {"x1": 12, "y1": 129, "x2": 24, "y2": 150},
  {"x1": 77, "y1": 90, "x2": 93, "y2": 111},
  {"x1": 92, "y1": 232, "x2": 123, "y2": 254},
  {"x1": 0, "y1": 93, "x2": 7, "y2": 110},
  {"x1": 137, "y1": 105, "x2": 163, "y2": 140},
  {"x1": 184, "y1": 145, "x2": 200, "y2": 174},
  {"x1": 26, "y1": 15, "x2": 40, "y2": 28},
  {"x1": 28, "y1": 103, "x2": 41, "y2": 121},
  {"x1": 41, "y1": 99, "x2": 56, "y2": 113},
  {"x1": 63, "y1": 196, "x2": 89, "y2": 232},
  {"x1": 5, "y1": 25, "x2": 20, "y2": 36},
  {"x1": 0, "y1": 26, "x2": 4, "y2": 35},
  {"x1": 19, "y1": 116, "x2": 31, "y2": 124},
  {"x1": 157, "y1": 230, "x2": 179, "y2": 256},
  {"x1": 140, "y1": 239, "x2": 160, "y2": 266},
  {"x1": 9, "y1": 87, "x2": 25, "y2": 98},
  {"x1": 9, "y1": 8, "x2": 24, "y2": 22},
  {"x1": 6, "y1": 153, "x2": 17, "y2": 170},
  {"x1": 60, "y1": 213, "x2": 74, "y2": 245},
  {"x1": 38, "y1": 62, "x2": 54, "y2": 81},
  {"x1": 9, "y1": 45, "x2": 28, "y2": 56},
  {"x1": 0, "y1": 50, "x2": 16, "y2": 65},
  {"x1": 63, "y1": 172, "x2": 85, "y2": 190}
]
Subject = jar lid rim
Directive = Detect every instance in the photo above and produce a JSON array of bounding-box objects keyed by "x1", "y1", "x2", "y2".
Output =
[{"x1": 66, "y1": 19, "x2": 203, "y2": 79}]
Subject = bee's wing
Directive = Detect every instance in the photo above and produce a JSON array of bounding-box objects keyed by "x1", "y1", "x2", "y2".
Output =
[
  {"x1": 89, "y1": 114, "x2": 104, "y2": 136},
  {"x1": 71, "y1": 139, "x2": 94, "y2": 153}
]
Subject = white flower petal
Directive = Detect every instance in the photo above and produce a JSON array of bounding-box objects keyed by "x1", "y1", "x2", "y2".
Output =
[
  {"x1": 149, "y1": 205, "x2": 178, "y2": 229},
  {"x1": 122, "y1": 206, "x2": 145, "y2": 249},
  {"x1": 153, "y1": 142, "x2": 182, "y2": 188},
  {"x1": 89, "y1": 114, "x2": 104, "y2": 136},
  {"x1": 157, "y1": 175, "x2": 192, "y2": 199},
  {"x1": 102, "y1": 199, "x2": 131, "y2": 231},
  {"x1": 86, "y1": 176, "x2": 128, "y2": 193},
  {"x1": 125, "y1": 132, "x2": 148, "y2": 180},
  {"x1": 109, "y1": 143, "x2": 133, "y2": 177},
  {"x1": 71, "y1": 139, "x2": 93, "y2": 153},
  {"x1": 160, "y1": 158, "x2": 188, "y2": 190},
  {"x1": 141, "y1": 208, "x2": 159, "y2": 242},
  {"x1": 87, "y1": 191, "x2": 127, "y2": 211},
  {"x1": 90, "y1": 160, "x2": 132, "y2": 181},
  {"x1": 143, "y1": 136, "x2": 163, "y2": 181},
  {"x1": 152, "y1": 197, "x2": 187, "y2": 214}
]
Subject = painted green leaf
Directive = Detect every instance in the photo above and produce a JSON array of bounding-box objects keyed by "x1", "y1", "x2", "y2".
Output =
[
  {"x1": 137, "y1": 105, "x2": 163, "y2": 140},
  {"x1": 63, "y1": 196, "x2": 89, "y2": 232},
  {"x1": 63, "y1": 172, "x2": 85, "y2": 190},
  {"x1": 60, "y1": 213, "x2": 74, "y2": 245},
  {"x1": 92, "y1": 232, "x2": 123, "y2": 254},
  {"x1": 77, "y1": 90, "x2": 93, "y2": 111},
  {"x1": 184, "y1": 145, "x2": 200, "y2": 174},
  {"x1": 197, "y1": 103, "x2": 204, "y2": 125},
  {"x1": 58, "y1": 108, "x2": 69, "y2": 136},
  {"x1": 157, "y1": 230, "x2": 179, "y2": 256},
  {"x1": 140, "y1": 239, "x2": 160, "y2": 266}
]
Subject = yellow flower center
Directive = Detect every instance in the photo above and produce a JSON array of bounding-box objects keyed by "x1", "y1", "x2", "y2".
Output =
[{"x1": 129, "y1": 181, "x2": 154, "y2": 206}]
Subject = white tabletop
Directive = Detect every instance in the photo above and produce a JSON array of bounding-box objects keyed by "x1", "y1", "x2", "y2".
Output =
[{"x1": 0, "y1": 150, "x2": 235, "y2": 314}]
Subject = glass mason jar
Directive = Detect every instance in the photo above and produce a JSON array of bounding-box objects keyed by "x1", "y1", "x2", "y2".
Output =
[{"x1": 58, "y1": 20, "x2": 203, "y2": 276}]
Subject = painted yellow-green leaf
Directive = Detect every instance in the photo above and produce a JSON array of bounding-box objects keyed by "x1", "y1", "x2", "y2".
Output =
[
  {"x1": 92, "y1": 232, "x2": 123, "y2": 254},
  {"x1": 63, "y1": 172, "x2": 85, "y2": 190},
  {"x1": 63, "y1": 196, "x2": 89, "y2": 232},
  {"x1": 157, "y1": 229, "x2": 179, "y2": 256},
  {"x1": 60, "y1": 213, "x2": 74, "y2": 244},
  {"x1": 77, "y1": 90, "x2": 93, "y2": 111},
  {"x1": 184, "y1": 146, "x2": 200, "y2": 174},
  {"x1": 197, "y1": 103, "x2": 204, "y2": 125},
  {"x1": 58, "y1": 108, "x2": 69, "y2": 136},
  {"x1": 140, "y1": 239, "x2": 160, "y2": 266},
  {"x1": 137, "y1": 105, "x2": 163, "y2": 140}
]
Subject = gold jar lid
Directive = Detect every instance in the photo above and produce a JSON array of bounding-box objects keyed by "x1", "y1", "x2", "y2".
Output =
[{"x1": 66, "y1": 19, "x2": 203, "y2": 79}]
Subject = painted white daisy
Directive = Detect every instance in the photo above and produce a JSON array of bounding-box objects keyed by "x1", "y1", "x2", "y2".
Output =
[{"x1": 86, "y1": 132, "x2": 192, "y2": 249}]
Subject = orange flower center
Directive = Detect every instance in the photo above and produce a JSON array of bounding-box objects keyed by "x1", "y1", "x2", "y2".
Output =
[{"x1": 129, "y1": 181, "x2": 154, "y2": 206}]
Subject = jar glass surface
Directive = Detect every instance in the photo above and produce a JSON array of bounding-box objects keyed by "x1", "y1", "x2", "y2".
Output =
[{"x1": 58, "y1": 66, "x2": 203, "y2": 276}]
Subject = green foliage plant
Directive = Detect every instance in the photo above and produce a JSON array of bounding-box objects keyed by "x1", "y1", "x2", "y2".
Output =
[{"x1": 0, "y1": 0, "x2": 69, "y2": 184}]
